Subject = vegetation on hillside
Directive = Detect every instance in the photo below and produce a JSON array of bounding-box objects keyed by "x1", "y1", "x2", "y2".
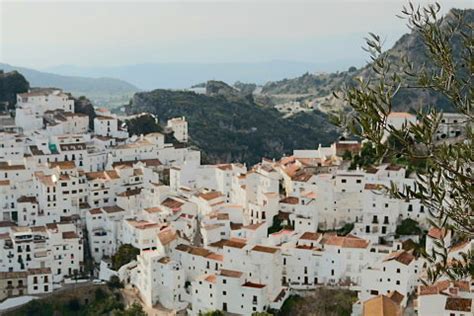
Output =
[
  {"x1": 234, "y1": 81, "x2": 257, "y2": 95},
  {"x1": 0, "y1": 70, "x2": 29, "y2": 110},
  {"x1": 261, "y1": 8, "x2": 473, "y2": 113},
  {"x1": 5, "y1": 285, "x2": 146, "y2": 316},
  {"x1": 273, "y1": 289, "x2": 356, "y2": 316},
  {"x1": 127, "y1": 83, "x2": 338, "y2": 165}
]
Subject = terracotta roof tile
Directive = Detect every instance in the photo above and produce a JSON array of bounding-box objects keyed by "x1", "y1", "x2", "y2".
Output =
[
  {"x1": 323, "y1": 234, "x2": 369, "y2": 249},
  {"x1": 280, "y1": 196, "x2": 299, "y2": 204},
  {"x1": 445, "y1": 297, "x2": 472, "y2": 312},
  {"x1": 384, "y1": 250, "x2": 415, "y2": 266},
  {"x1": 252, "y1": 245, "x2": 279, "y2": 254},
  {"x1": 220, "y1": 269, "x2": 243, "y2": 278}
]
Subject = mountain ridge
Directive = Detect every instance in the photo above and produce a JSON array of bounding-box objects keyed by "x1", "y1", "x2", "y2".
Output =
[
  {"x1": 260, "y1": 8, "x2": 473, "y2": 113},
  {"x1": 0, "y1": 63, "x2": 139, "y2": 106},
  {"x1": 44, "y1": 60, "x2": 362, "y2": 90}
]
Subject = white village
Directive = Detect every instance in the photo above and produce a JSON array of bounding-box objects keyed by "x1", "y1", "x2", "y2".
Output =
[{"x1": 0, "y1": 87, "x2": 471, "y2": 315}]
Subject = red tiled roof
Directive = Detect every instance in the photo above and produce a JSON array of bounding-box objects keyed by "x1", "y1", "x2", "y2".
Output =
[
  {"x1": 300, "y1": 232, "x2": 320, "y2": 241},
  {"x1": 252, "y1": 245, "x2": 279, "y2": 254},
  {"x1": 445, "y1": 297, "x2": 472, "y2": 312},
  {"x1": 62, "y1": 231, "x2": 79, "y2": 239},
  {"x1": 323, "y1": 234, "x2": 369, "y2": 249},
  {"x1": 220, "y1": 269, "x2": 243, "y2": 278},
  {"x1": 280, "y1": 196, "x2": 299, "y2": 204},
  {"x1": 242, "y1": 281, "x2": 266, "y2": 289},
  {"x1": 384, "y1": 250, "x2": 415, "y2": 266}
]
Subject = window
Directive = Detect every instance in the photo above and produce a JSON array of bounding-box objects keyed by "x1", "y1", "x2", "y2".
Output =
[{"x1": 341, "y1": 179, "x2": 346, "y2": 183}]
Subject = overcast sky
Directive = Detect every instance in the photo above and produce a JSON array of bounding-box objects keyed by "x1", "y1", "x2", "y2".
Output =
[{"x1": 1, "y1": 0, "x2": 472, "y2": 69}]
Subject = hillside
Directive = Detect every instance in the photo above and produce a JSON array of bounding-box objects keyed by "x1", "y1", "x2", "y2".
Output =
[
  {"x1": 261, "y1": 8, "x2": 473, "y2": 113},
  {"x1": 127, "y1": 82, "x2": 339, "y2": 165},
  {"x1": 0, "y1": 63, "x2": 139, "y2": 106},
  {"x1": 0, "y1": 70, "x2": 29, "y2": 109}
]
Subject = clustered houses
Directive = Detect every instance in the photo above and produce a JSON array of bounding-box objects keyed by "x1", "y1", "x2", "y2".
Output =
[
  {"x1": 0, "y1": 88, "x2": 198, "y2": 302},
  {"x1": 0, "y1": 92, "x2": 470, "y2": 316}
]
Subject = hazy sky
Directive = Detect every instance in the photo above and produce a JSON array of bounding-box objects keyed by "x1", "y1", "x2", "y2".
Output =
[{"x1": 1, "y1": 0, "x2": 472, "y2": 69}]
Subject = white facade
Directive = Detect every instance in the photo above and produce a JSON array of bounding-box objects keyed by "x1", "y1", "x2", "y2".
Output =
[
  {"x1": 0, "y1": 86, "x2": 471, "y2": 314},
  {"x1": 167, "y1": 117, "x2": 189, "y2": 143}
]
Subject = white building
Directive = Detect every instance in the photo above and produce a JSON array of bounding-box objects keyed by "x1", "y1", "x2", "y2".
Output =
[{"x1": 167, "y1": 117, "x2": 189, "y2": 143}]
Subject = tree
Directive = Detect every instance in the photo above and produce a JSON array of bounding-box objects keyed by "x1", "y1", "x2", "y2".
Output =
[
  {"x1": 107, "y1": 275, "x2": 124, "y2": 289},
  {"x1": 332, "y1": 3, "x2": 472, "y2": 282},
  {"x1": 125, "y1": 114, "x2": 161, "y2": 136},
  {"x1": 337, "y1": 223, "x2": 355, "y2": 236},
  {"x1": 396, "y1": 218, "x2": 423, "y2": 236},
  {"x1": 0, "y1": 70, "x2": 29, "y2": 109},
  {"x1": 348, "y1": 66, "x2": 357, "y2": 72},
  {"x1": 349, "y1": 141, "x2": 377, "y2": 169},
  {"x1": 111, "y1": 244, "x2": 140, "y2": 270},
  {"x1": 67, "y1": 298, "x2": 81, "y2": 311},
  {"x1": 74, "y1": 96, "x2": 96, "y2": 130},
  {"x1": 94, "y1": 287, "x2": 107, "y2": 301}
]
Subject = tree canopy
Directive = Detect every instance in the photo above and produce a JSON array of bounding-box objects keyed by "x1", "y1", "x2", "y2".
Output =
[{"x1": 111, "y1": 244, "x2": 140, "y2": 271}]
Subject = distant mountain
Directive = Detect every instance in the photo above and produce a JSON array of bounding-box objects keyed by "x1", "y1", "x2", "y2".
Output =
[
  {"x1": 261, "y1": 8, "x2": 473, "y2": 113},
  {"x1": 0, "y1": 63, "x2": 139, "y2": 106},
  {"x1": 45, "y1": 60, "x2": 352, "y2": 90},
  {"x1": 126, "y1": 81, "x2": 339, "y2": 165}
]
